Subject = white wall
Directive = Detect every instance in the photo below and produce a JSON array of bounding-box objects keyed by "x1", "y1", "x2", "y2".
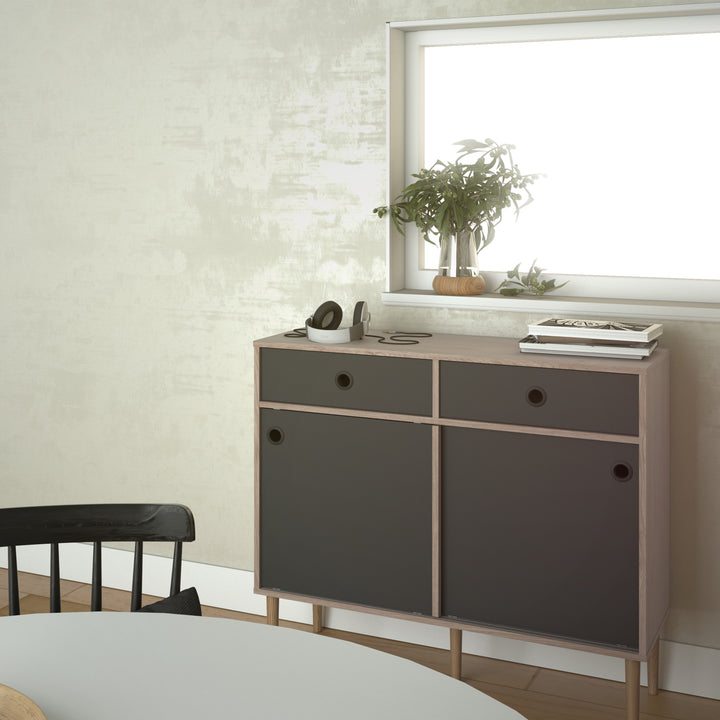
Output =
[{"x1": 1, "y1": 0, "x2": 718, "y2": 662}]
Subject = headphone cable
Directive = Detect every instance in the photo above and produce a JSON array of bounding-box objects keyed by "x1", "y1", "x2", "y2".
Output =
[
  {"x1": 284, "y1": 328, "x2": 431, "y2": 345},
  {"x1": 365, "y1": 332, "x2": 432, "y2": 345}
]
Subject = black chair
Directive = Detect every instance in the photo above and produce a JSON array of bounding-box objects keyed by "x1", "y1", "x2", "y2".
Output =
[{"x1": 1, "y1": 504, "x2": 197, "y2": 615}]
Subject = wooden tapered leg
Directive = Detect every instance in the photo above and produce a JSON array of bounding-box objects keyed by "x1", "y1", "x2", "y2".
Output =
[
  {"x1": 266, "y1": 596, "x2": 279, "y2": 626},
  {"x1": 450, "y1": 628, "x2": 462, "y2": 680},
  {"x1": 648, "y1": 639, "x2": 660, "y2": 696},
  {"x1": 312, "y1": 604, "x2": 324, "y2": 633},
  {"x1": 625, "y1": 659, "x2": 640, "y2": 720}
]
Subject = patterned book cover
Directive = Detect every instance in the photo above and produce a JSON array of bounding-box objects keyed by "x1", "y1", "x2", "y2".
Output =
[{"x1": 527, "y1": 317, "x2": 663, "y2": 342}]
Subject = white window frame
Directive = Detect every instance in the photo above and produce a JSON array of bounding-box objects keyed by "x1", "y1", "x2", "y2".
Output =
[{"x1": 382, "y1": 4, "x2": 720, "y2": 321}]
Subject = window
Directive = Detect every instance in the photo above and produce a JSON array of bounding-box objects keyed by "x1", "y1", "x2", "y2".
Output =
[{"x1": 384, "y1": 5, "x2": 720, "y2": 317}]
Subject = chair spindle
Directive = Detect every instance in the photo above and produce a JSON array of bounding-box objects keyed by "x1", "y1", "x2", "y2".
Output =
[
  {"x1": 50, "y1": 542, "x2": 61, "y2": 612},
  {"x1": 8, "y1": 546, "x2": 20, "y2": 616},
  {"x1": 131, "y1": 540, "x2": 143, "y2": 611},
  {"x1": 170, "y1": 541, "x2": 183, "y2": 597},
  {"x1": 91, "y1": 540, "x2": 102, "y2": 611}
]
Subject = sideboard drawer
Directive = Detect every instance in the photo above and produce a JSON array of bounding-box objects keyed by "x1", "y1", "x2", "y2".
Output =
[
  {"x1": 440, "y1": 362, "x2": 638, "y2": 434},
  {"x1": 261, "y1": 348, "x2": 432, "y2": 416}
]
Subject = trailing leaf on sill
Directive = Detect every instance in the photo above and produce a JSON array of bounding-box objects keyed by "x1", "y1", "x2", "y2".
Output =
[{"x1": 496, "y1": 259, "x2": 568, "y2": 296}]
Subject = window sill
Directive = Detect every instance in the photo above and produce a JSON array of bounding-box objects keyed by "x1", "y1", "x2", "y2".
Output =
[{"x1": 381, "y1": 289, "x2": 720, "y2": 322}]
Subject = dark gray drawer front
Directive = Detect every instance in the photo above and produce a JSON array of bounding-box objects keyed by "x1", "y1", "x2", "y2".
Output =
[
  {"x1": 261, "y1": 348, "x2": 432, "y2": 416},
  {"x1": 440, "y1": 362, "x2": 638, "y2": 434}
]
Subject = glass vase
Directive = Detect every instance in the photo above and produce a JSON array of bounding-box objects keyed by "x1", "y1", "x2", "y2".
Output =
[
  {"x1": 433, "y1": 230, "x2": 485, "y2": 295},
  {"x1": 437, "y1": 230, "x2": 480, "y2": 277}
]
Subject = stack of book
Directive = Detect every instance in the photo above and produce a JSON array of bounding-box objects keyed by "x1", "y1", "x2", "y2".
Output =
[{"x1": 519, "y1": 317, "x2": 663, "y2": 359}]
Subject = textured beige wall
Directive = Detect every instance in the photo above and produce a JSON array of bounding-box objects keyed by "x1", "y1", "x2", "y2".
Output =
[{"x1": 1, "y1": 0, "x2": 717, "y2": 649}]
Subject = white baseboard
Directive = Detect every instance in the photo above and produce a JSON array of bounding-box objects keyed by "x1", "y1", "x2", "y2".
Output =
[{"x1": 3, "y1": 545, "x2": 719, "y2": 701}]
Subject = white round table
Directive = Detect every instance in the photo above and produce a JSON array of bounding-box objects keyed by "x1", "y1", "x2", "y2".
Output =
[{"x1": 0, "y1": 613, "x2": 526, "y2": 719}]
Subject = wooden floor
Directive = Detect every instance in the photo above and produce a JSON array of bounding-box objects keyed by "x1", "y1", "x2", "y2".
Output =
[{"x1": 2, "y1": 570, "x2": 719, "y2": 720}]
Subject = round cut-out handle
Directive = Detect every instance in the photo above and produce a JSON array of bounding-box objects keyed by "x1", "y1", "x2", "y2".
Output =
[
  {"x1": 526, "y1": 387, "x2": 547, "y2": 407},
  {"x1": 335, "y1": 371, "x2": 354, "y2": 390},
  {"x1": 612, "y1": 463, "x2": 633, "y2": 482}
]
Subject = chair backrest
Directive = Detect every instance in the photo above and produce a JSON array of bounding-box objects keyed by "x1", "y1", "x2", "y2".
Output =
[{"x1": 0, "y1": 504, "x2": 195, "y2": 615}]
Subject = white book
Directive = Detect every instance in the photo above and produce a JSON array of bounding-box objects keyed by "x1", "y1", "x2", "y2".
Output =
[
  {"x1": 527, "y1": 317, "x2": 663, "y2": 343},
  {"x1": 519, "y1": 335, "x2": 658, "y2": 360}
]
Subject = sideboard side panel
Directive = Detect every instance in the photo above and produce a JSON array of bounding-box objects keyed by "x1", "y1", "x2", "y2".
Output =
[{"x1": 640, "y1": 351, "x2": 671, "y2": 654}]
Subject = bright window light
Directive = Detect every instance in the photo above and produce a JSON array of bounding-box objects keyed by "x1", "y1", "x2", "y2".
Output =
[
  {"x1": 391, "y1": 8, "x2": 720, "y2": 305},
  {"x1": 421, "y1": 32, "x2": 720, "y2": 281}
]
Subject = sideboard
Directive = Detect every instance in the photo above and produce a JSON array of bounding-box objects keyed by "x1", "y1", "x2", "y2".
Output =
[{"x1": 254, "y1": 331, "x2": 669, "y2": 720}]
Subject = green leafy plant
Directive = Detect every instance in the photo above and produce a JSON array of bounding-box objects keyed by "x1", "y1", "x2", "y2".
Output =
[
  {"x1": 373, "y1": 138, "x2": 540, "y2": 253},
  {"x1": 496, "y1": 259, "x2": 568, "y2": 296}
]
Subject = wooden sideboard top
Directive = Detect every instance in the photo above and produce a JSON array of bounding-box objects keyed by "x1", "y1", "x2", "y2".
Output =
[{"x1": 255, "y1": 330, "x2": 668, "y2": 375}]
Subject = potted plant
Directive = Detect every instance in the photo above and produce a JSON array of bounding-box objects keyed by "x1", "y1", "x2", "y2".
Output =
[{"x1": 374, "y1": 138, "x2": 539, "y2": 295}]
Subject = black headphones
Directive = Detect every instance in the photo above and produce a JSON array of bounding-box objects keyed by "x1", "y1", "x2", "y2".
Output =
[{"x1": 305, "y1": 300, "x2": 370, "y2": 344}]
